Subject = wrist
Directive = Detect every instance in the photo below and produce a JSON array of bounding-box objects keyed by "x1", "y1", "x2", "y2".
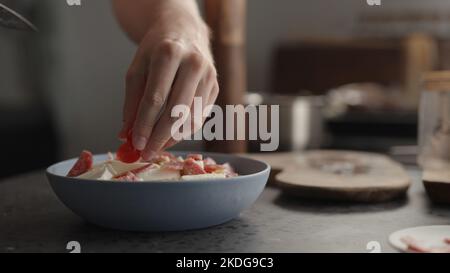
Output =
[
  {"x1": 147, "y1": 12, "x2": 211, "y2": 56},
  {"x1": 156, "y1": 7, "x2": 209, "y2": 41}
]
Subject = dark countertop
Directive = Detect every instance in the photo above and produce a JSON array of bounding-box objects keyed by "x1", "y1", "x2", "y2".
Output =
[{"x1": 1, "y1": 167, "x2": 449, "y2": 253}]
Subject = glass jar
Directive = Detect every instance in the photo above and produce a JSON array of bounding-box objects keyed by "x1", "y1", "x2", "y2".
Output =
[{"x1": 418, "y1": 71, "x2": 450, "y2": 171}]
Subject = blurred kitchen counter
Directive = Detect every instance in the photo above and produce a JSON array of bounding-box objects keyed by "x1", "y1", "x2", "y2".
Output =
[{"x1": 0, "y1": 167, "x2": 449, "y2": 253}]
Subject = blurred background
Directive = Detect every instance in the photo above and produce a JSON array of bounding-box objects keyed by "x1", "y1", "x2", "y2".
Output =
[{"x1": 2, "y1": 0, "x2": 450, "y2": 178}]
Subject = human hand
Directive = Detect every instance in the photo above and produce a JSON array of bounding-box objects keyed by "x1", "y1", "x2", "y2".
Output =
[{"x1": 118, "y1": 11, "x2": 218, "y2": 160}]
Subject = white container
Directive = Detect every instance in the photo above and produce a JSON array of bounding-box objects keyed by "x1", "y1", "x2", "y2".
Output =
[{"x1": 418, "y1": 71, "x2": 450, "y2": 171}]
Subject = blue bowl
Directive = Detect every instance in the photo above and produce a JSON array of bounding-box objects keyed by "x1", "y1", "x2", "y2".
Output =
[{"x1": 46, "y1": 152, "x2": 270, "y2": 231}]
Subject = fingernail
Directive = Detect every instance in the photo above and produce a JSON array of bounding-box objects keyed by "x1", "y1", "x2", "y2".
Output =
[{"x1": 133, "y1": 135, "x2": 147, "y2": 151}]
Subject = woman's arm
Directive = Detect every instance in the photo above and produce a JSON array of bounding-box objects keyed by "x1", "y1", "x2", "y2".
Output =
[
  {"x1": 113, "y1": 0, "x2": 205, "y2": 44},
  {"x1": 112, "y1": 0, "x2": 218, "y2": 159}
]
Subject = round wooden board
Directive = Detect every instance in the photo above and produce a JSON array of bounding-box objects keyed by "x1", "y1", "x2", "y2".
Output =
[
  {"x1": 242, "y1": 152, "x2": 301, "y2": 186},
  {"x1": 273, "y1": 150, "x2": 411, "y2": 203},
  {"x1": 423, "y1": 168, "x2": 450, "y2": 204}
]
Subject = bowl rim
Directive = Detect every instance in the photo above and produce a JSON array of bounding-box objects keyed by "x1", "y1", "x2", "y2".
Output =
[{"x1": 46, "y1": 151, "x2": 271, "y2": 185}]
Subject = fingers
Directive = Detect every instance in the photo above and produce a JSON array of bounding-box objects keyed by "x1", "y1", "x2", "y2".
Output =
[
  {"x1": 119, "y1": 47, "x2": 148, "y2": 140},
  {"x1": 162, "y1": 138, "x2": 179, "y2": 150},
  {"x1": 131, "y1": 40, "x2": 183, "y2": 150},
  {"x1": 141, "y1": 53, "x2": 206, "y2": 159},
  {"x1": 206, "y1": 80, "x2": 219, "y2": 112},
  {"x1": 190, "y1": 68, "x2": 216, "y2": 136},
  {"x1": 162, "y1": 67, "x2": 216, "y2": 150},
  {"x1": 121, "y1": 36, "x2": 219, "y2": 157}
]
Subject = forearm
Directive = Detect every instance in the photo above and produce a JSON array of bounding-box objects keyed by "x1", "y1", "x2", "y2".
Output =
[{"x1": 112, "y1": 0, "x2": 207, "y2": 44}]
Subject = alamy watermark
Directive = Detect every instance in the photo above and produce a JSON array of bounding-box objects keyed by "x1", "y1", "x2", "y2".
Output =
[
  {"x1": 66, "y1": 241, "x2": 81, "y2": 253},
  {"x1": 366, "y1": 0, "x2": 381, "y2": 6},
  {"x1": 67, "y1": 1, "x2": 381, "y2": 7},
  {"x1": 366, "y1": 241, "x2": 382, "y2": 253},
  {"x1": 66, "y1": 0, "x2": 81, "y2": 6},
  {"x1": 170, "y1": 97, "x2": 279, "y2": 152},
  {"x1": 64, "y1": 240, "x2": 381, "y2": 253}
]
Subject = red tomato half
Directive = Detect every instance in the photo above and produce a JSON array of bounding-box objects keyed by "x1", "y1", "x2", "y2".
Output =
[
  {"x1": 67, "y1": 150, "x2": 93, "y2": 177},
  {"x1": 116, "y1": 131, "x2": 141, "y2": 163},
  {"x1": 116, "y1": 142, "x2": 141, "y2": 163}
]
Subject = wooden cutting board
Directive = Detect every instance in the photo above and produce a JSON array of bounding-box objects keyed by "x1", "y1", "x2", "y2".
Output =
[
  {"x1": 423, "y1": 168, "x2": 450, "y2": 204},
  {"x1": 243, "y1": 152, "x2": 301, "y2": 186},
  {"x1": 246, "y1": 150, "x2": 411, "y2": 203}
]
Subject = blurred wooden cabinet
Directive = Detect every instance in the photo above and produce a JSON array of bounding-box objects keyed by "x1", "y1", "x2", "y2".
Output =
[
  {"x1": 204, "y1": 0, "x2": 247, "y2": 153},
  {"x1": 272, "y1": 34, "x2": 438, "y2": 106}
]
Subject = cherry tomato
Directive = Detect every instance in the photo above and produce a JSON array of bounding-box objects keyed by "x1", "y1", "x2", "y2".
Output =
[
  {"x1": 68, "y1": 150, "x2": 93, "y2": 177},
  {"x1": 116, "y1": 131, "x2": 141, "y2": 163}
]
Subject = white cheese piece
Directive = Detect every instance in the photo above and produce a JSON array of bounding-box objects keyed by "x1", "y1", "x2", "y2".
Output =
[
  {"x1": 193, "y1": 160, "x2": 204, "y2": 169},
  {"x1": 98, "y1": 166, "x2": 114, "y2": 180},
  {"x1": 77, "y1": 164, "x2": 113, "y2": 180},
  {"x1": 137, "y1": 167, "x2": 181, "y2": 181},
  {"x1": 108, "y1": 160, "x2": 150, "y2": 176},
  {"x1": 181, "y1": 173, "x2": 227, "y2": 181},
  {"x1": 111, "y1": 176, "x2": 144, "y2": 182}
]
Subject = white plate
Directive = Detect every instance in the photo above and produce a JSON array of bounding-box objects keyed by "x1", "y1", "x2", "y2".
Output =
[{"x1": 389, "y1": 225, "x2": 450, "y2": 252}]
